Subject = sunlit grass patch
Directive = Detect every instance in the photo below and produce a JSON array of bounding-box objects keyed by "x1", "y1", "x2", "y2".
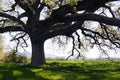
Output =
[
  {"x1": 106, "y1": 72, "x2": 120, "y2": 78},
  {"x1": 13, "y1": 70, "x2": 23, "y2": 76}
]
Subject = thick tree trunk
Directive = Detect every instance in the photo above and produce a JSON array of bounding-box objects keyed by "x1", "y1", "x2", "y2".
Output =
[{"x1": 30, "y1": 38, "x2": 46, "y2": 66}]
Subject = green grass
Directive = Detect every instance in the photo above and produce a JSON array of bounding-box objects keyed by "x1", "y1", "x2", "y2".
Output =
[{"x1": 0, "y1": 59, "x2": 120, "y2": 80}]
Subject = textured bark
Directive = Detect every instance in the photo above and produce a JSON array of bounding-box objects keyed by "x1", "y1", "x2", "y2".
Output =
[{"x1": 30, "y1": 37, "x2": 45, "y2": 66}]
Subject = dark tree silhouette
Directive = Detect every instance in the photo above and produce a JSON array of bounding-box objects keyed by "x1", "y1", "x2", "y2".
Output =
[{"x1": 0, "y1": 0, "x2": 120, "y2": 66}]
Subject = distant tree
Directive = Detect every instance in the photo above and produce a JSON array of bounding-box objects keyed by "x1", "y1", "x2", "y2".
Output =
[
  {"x1": 0, "y1": 0, "x2": 120, "y2": 66},
  {"x1": 3, "y1": 49, "x2": 28, "y2": 63},
  {"x1": 0, "y1": 35, "x2": 3, "y2": 54}
]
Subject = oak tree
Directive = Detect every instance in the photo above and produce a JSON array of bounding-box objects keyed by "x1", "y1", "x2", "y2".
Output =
[{"x1": 0, "y1": 0, "x2": 120, "y2": 66}]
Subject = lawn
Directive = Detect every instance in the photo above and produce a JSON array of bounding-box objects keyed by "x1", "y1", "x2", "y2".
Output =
[{"x1": 0, "y1": 59, "x2": 120, "y2": 80}]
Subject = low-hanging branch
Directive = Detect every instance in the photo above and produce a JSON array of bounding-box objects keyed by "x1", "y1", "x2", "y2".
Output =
[
  {"x1": 0, "y1": 13, "x2": 25, "y2": 26},
  {"x1": 0, "y1": 26, "x2": 24, "y2": 33}
]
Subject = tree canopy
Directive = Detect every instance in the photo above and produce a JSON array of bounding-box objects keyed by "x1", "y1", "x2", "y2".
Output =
[{"x1": 0, "y1": 0, "x2": 120, "y2": 66}]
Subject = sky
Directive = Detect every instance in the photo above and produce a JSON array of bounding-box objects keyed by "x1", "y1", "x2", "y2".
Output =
[{"x1": 2, "y1": 32, "x2": 120, "y2": 59}]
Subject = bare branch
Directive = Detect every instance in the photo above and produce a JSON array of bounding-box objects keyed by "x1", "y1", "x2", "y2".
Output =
[
  {"x1": 0, "y1": 26, "x2": 24, "y2": 33},
  {"x1": 104, "y1": 5, "x2": 115, "y2": 18},
  {"x1": 75, "y1": 31, "x2": 82, "y2": 49},
  {"x1": 75, "y1": 0, "x2": 119, "y2": 13},
  {"x1": 74, "y1": 47, "x2": 81, "y2": 59},
  {"x1": 100, "y1": 23, "x2": 120, "y2": 48},
  {"x1": 18, "y1": 12, "x2": 28, "y2": 19},
  {"x1": 0, "y1": 13, "x2": 25, "y2": 26},
  {"x1": 9, "y1": 32, "x2": 29, "y2": 52},
  {"x1": 97, "y1": 45, "x2": 110, "y2": 59},
  {"x1": 14, "y1": 0, "x2": 32, "y2": 12},
  {"x1": 63, "y1": 13, "x2": 120, "y2": 27},
  {"x1": 66, "y1": 35, "x2": 75, "y2": 60}
]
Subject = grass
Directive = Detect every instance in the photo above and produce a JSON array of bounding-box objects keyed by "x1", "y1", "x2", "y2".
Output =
[{"x1": 0, "y1": 59, "x2": 120, "y2": 80}]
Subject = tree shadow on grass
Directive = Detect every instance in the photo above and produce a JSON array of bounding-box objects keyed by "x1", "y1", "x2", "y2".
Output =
[
  {"x1": 0, "y1": 62, "x2": 120, "y2": 80},
  {"x1": 43, "y1": 62, "x2": 120, "y2": 80},
  {"x1": 0, "y1": 64, "x2": 48, "y2": 80}
]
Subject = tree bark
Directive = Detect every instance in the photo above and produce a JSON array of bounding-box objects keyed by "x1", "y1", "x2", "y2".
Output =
[{"x1": 30, "y1": 37, "x2": 45, "y2": 66}]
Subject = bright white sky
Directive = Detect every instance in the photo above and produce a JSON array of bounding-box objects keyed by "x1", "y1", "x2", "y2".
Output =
[{"x1": 2, "y1": 32, "x2": 120, "y2": 59}]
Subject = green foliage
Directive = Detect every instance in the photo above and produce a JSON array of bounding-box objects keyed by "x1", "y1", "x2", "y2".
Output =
[
  {"x1": 0, "y1": 1, "x2": 2, "y2": 11},
  {"x1": 0, "y1": 59, "x2": 120, "y2": 80},
  {"x1": 20, "y1": 0, "x2": 36, "y2": 5},
  {"x1": 66, "y1": 0, "x2": 79, "y2": 5},
  {"x1": 44, "y1": 0, "x2": 78, "y2": 8},
  {"x1": 0, "y1": 35, "x2": 3, "y2": 61},
  {"x1": 2, "y1": 51, "x2": 28, "y2": 64}
]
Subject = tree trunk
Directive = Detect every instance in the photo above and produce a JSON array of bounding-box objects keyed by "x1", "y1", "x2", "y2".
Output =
[{"x1": 30, "y1": 38, "x2": 46, "y2": 66}]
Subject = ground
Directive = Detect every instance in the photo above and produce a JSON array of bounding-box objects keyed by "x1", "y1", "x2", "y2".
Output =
[{"x1": 0, "y1": 59, "x2": 120, "y2": 80}]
